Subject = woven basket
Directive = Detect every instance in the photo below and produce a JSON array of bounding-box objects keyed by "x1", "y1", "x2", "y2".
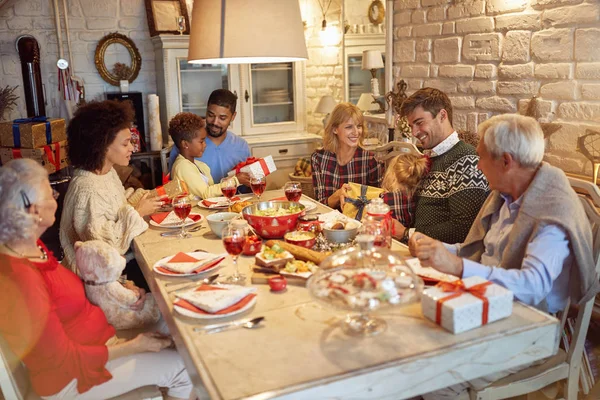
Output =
[{"x1": 288, "y1": 173, "x2": 315, "y2": 200}]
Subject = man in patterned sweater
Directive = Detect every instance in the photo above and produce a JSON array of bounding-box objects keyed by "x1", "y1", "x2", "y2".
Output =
[{"x1": 396, "y1": 88, "x2": 489, "y2": 244}]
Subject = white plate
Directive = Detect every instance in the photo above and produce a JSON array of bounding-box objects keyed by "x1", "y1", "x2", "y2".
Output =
[
  {"x1": 149, "y1": 213, "x2": 203, "y2": 228},
  {"x1": 153, "y1": 251, "x2": 225, "y2": 277},
  {"x1": 173, "y1": 294, "x2": 257, "y2": 319},
  {"x1": 197, "y1": 197, "x2": 240, "y2": 210},
  {"x1": 299, "y1": 200, "x2": 317, "y2": 213}
]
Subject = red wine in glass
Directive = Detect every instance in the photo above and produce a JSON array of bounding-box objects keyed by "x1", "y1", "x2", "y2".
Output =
[
  {"x1": 221, "y1": 186, "x2": 237, "y2": 199},
  {"x1": 174, "y1": 203, "x2": 192, "y2": 220},
  {"x1": 251, "y1": 181, "x2": 266, "y2": 197},
  {"x1": 223, "y1": 236, "x2": 245, "y2": 255},
  {"x1": 285, "y1": 188, "x2": 302, "y2": 202}
]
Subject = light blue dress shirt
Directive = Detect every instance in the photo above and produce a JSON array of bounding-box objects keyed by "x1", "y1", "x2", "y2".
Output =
[
  {"x1": 169, "y1": 131, "x2": 251, "y2": 182},
  {"x1": 445, "y1": 194, "x2": 572, "y2": 314}
]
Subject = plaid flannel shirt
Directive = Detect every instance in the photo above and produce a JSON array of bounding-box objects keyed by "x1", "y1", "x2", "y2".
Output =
[
  {"x1": 381, "y1": 190, "x2": 415, "y2": 227},
  {"x1": 311, "y1": 147, "x2": 383, "y2": 206}
]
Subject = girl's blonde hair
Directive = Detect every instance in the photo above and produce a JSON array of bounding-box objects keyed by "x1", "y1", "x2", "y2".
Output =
[
  {"x1": 322, "y1": 102, "x2": 367, "y2": 152},
  {"x1": 381, "y1": 154, "x2": 429, "y2": 193}
]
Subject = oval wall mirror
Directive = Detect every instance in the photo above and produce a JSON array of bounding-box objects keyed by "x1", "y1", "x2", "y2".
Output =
[{"x1": 94, "y1": 32, "x2": 142, "y2": 86}]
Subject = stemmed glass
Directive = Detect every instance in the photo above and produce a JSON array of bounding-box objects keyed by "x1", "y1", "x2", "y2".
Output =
[
  {"x1": 250, "y1": 175, "x2": 267, "y2": 201},
  {"x1": 221, "y1": 221, "x2": 247, "y2": 284},
  {"x1": 220, "y1": 177, "x2": 237, "y2": 206},
  {"x1": 172, "y1": 195, "x2": 192, "y2": 239},
  {"x1": 284, "y1": 181, "x2": 302, "y2": 202}
]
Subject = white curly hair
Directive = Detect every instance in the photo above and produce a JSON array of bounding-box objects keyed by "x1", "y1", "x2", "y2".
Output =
[{"x1": 0, "y1": 159, "x2": 49, "y2": 242}]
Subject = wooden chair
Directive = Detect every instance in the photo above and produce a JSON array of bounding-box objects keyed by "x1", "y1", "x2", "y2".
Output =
[
  {"x1": 0, "y1": 335, "x2": 163, "y2": 400},
  {"x1": 469, "y1": 177, "x2": 600, "y2": 400},
  {"x1": 160, "y1": 144, "x2": 173, "y2": 184},
  {"x1": 370, "y1": 140, "x2": 423, "y2": 166}
]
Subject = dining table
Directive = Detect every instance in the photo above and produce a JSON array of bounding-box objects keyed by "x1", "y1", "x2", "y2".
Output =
[{"x1": 133, "y1": 189, "x2": 560, "y2": 400}]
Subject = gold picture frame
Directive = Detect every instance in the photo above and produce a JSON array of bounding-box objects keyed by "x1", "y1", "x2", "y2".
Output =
[
  {"x1": 94, "y1": 32, "x2": 142, "y2": 86},
  {"x1": 144, "y1": 0, "x2": 190, "y2": 37},
  {"x1": 368, "y1": 0, "x2": 385, "y2": 25}
]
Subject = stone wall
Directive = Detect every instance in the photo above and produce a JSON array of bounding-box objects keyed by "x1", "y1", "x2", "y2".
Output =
[
  {"x1": 392, "y1": 0, "x2": 600, "y2": 176},
  {"x1": 0, "y1": 0, "x2": 155, "y2": 136}
]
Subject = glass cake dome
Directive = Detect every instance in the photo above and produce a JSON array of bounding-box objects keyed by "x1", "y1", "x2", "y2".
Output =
[{"x1": 307, "y1": 234, "x2": 423, "y2": 336}]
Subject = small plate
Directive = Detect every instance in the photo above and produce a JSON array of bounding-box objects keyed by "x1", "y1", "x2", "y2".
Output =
[
  {"x1": 149, "y1": 213, "x2": 203, "y2": 229},
  {"x1": 198, "y1": 197, "x2": 241, "y2": 210},
  {"x1": 405, "y1": 258, "x2": 458, "y2": 284},
  {"x1": 174, "y1": 295, "x2": 257, "y2": 319},
  {"x1": 153, "y1": 251, "x2": 225, "y2": 277},
  {"x1": 299, "y1": 200, "x2": 317, "y2": 213}
]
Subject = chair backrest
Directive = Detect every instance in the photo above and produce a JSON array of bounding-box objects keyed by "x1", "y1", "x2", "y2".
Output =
[
  {"x1": 160, "y1": 145, "x2": 173, "y2": 184},
  {"x1": 0, "y1": 335, "x2": 36, "y2": 400},
  {"x1": 371, "y1": 141, "x2": 423, "y2": 165}
]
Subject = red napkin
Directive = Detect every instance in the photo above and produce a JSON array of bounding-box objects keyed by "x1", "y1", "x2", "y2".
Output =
[
  {"x1": 271, "y1": 196, "x2": 288, "y2": 201},
  {"x1": 202, "y1": 196, "x2": 241, "y2": 207},
  {"x1": 151, "y1": 212, "x2": 201, "y2": 224},
  {"x1": 155, "y1": 256, "x2": 225, "y2": 275},
  {"x1": 174, "y1": 285, "x2": 257, "y2": 314}
]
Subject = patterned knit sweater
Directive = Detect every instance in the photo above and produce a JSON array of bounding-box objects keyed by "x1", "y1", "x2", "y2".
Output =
[
  {"x1": 59, "y1": 168, "x2": 148, "y2": 274},
  {"x1": 414, "y1": 141, "x2": 489, "y2": 244}
]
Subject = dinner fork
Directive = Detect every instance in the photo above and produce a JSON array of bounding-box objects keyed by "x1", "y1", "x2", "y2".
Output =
[{"x1": 193, "y1": 317, "x2": 265, "y2": 334}]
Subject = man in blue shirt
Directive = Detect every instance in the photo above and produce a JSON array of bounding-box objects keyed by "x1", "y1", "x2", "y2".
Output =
[
  {"x1": 169, "y1": 89, "x2": 251, "y2": 188},
  {"x1": 409, "y1": 114, "x2": 598, "y2": 400}
]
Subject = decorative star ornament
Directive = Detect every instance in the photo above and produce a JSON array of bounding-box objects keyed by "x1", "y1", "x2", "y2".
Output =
[{"x1": 523, "y1": 96, "x2": 562, "y2": 139}]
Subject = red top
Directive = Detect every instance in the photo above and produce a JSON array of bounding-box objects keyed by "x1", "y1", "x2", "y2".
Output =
[{"x1": 0, "y1": 241, "x2": 115, "y2": 396}]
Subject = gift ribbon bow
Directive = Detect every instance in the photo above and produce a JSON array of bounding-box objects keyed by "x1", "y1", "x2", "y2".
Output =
[
  {"x1": 11, "y1": 142, "x2": 61, "y2": 171},
  {"x1": 12, "y1": 117, "x2": 52, "y2": 148},
  {"x1": 344, "y1": 184, "x2": 369, "y2": 220},
  {"x1": 233, "y1": 157, "x2": 269, "y2": 176},
  {"x1": 434, "y1": 280, "x2": 492, "y2": 326},
  {"x1": 365, "y1": 210, "x2": 396, "y2": 235}
]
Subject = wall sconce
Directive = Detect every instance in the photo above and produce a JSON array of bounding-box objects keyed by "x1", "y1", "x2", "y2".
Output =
[
  {"x1": 362, "y1": 50, "x2": 384, "y2": 97},
  {"x1": 188, "y1": 0, "x2": 308, "y2": 64},
  {"x1": 314, "y1": 95, "x2": 337, "y2": 128}
]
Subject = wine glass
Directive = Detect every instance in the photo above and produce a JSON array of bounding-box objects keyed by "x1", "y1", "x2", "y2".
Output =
[
  {"x1": 284, "y1": 181, "x2": 302, "y2": 202},
  {"x1": 250, "y1": 175, "x2": 266, "y2": 201},
  {"x1": 172, "y1": 195, "x2": 192, "y2": 239},
  {"x1": 220, "y1": 177, "x2": 237, "y2": 206},
  {"x1": 221, "y1": 222, "x2": 247, "y2": 284}
]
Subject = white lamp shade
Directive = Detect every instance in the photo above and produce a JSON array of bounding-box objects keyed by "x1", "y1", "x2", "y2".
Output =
[
  {"x1": 188, "y1": 0, "x2": 308, "y2": 64},
  {"x1": 356, "y1": 93, "x2": 379, "y2": 112},
  {"x1": 315, "y1": 95, "x2": 337, "y2": 114},
  {"x1": 361, "y1": 50, "x2": 384, "y2": 70}
]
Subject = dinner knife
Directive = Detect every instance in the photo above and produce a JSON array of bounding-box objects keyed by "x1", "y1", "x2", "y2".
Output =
[{"x1": 192, "y1": 317, "x2": 261, "y2": 332}]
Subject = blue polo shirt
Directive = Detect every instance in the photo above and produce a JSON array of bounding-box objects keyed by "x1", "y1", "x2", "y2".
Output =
[{"x1": 169, "y1": 131, "x2": 251, "y2": 182}]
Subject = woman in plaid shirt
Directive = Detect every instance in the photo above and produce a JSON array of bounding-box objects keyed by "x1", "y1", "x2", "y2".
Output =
[{"x1": 311, "y1": 103, "x2": 383, "y2": 209}]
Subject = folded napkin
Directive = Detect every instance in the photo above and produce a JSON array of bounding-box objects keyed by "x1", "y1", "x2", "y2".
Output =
[
  {"x1": 404, "y1": 258, "x2": 458, "y2": 284},
  {"x1": 202, "y1": 196, "x2": 241, "y2": 208},
  {"x1": 157, "y1": 252, "x2": 226, "y2": 274},
  {"x1": 151, "y1": 211, "x2": 201, "y2": 225},
  {"x1": 175, "y1": 284, "x2": 257, "y2": 314}
]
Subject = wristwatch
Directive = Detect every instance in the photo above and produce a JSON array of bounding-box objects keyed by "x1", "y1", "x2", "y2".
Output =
[{"x1": 401, "y1": 228, "x2": 410, "y2": 243}]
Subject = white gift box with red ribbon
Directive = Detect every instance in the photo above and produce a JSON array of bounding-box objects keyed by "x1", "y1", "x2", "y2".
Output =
[
  {"x1": 227, "y1": 155, "x2": 277, "y2": 179},
  {"x1": 421, "y1": 276, "x2": 513, "y2": 334}
]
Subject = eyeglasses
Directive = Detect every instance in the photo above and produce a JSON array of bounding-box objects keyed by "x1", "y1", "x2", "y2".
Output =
[{"x1": 20, "y1": 189, "x2": 59, "y2": 209}]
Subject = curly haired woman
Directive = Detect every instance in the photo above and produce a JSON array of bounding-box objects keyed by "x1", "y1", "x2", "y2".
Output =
[{"x1": 60, "y1": 100, "x2": 162, "y2": 281}]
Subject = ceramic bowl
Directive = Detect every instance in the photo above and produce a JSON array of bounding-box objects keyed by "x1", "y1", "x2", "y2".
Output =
[
  {"x1": 284, "y1": 231, "x2": 317, "y2": 249},
  {"x1": 322, "y1": 220, "x2": 360, "y2": 243},
  {"x1": 206, "y1": 212, "x2": 239, "y2": 238}
]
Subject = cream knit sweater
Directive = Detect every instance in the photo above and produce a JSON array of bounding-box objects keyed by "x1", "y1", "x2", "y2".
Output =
[{"x1": 60, "y1": 168, "x2": 148, "y2": 274}]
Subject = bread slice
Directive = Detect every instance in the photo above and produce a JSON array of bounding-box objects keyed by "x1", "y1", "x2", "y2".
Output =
[{"x1": 255, "y1": 250, "x2": 294, "y2": 271}]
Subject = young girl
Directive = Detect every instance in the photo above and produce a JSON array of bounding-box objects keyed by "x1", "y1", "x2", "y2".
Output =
[
  {"x1": 169, "y1": 112, "x2": 247, "y2": 199},
  {"x1": 379, "y1": 153, "x2": 430, "y2": 228}
]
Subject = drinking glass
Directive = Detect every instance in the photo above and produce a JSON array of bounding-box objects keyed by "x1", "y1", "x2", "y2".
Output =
[
  {"x1": 250, "y1": 175, "x2": 267, "y2": 201},
  {"x1": 284, "y1": 181, "x2": 302, "y2": 202},
  {"x1": 222, "y1": 223, "x2": 247, "y2": 284},
  {"x1": 220, "y1": 177, "x2": 237, "y2": 206},
  {"x1": 172, "y1": 195, "x2": 192, "y2": 239}
]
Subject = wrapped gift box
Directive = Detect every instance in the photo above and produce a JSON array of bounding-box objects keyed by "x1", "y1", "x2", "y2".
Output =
[
  {"x1": 0, "y1": 117, "x2": 66, "y2": 148},
  {"x1": 227, "y1": 156, "x2": 277, "y2": 179},
  {"x1": 342, "y1": 182, "x2": 384, "y2": 220},
  {"x1": 0, "y1": 140, "x2": 69, "y2": 173},
  {"x1": 148, "y1": 178, "x2": 189, "y2": 200},
  {"x1": 422, "y1": 276, "x2": 513, "y2": 334}
]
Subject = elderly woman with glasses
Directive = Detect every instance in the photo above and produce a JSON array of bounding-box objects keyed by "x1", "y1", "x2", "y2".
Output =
[
  {"x1": 60, "y1": 100, "x2": 163, "y2": 287},
  {"x1": 0, "y1": 159, "x2": 194, "y2": 399}
]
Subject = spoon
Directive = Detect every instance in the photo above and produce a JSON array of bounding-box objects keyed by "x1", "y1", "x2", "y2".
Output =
[{"x1": 195, "y1": 317, "x2": 265, "y2": 334}]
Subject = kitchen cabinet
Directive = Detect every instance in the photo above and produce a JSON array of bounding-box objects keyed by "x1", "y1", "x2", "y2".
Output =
[{"x1": 343, "y1": 33, "x2": 386, "y2": 104}]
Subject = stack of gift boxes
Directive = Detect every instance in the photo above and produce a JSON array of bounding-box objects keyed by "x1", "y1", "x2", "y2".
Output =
[{"x1": 0, "y1": 117, "x2": 69, "y2": 173}]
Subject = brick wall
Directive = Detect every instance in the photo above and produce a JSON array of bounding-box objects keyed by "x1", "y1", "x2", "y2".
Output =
[
  {"x1": 0, "y1": 0, "x2": 156, "y2": 137},
  {"x1": 392, "y1": 0, "x2": 600, "y2": 176}
]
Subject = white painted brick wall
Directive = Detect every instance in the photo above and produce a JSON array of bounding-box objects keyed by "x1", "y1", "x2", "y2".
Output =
[
  {"x1": 0, "y1": 0, "x2": 156, "y2": 139},
  {"x1": 392, "y1": 0, "x2": 600, "y2": 176}
]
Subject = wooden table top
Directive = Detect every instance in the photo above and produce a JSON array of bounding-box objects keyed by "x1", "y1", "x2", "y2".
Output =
[{"x1": 133, "y1": 190, "x2": 559, "y2": 400}]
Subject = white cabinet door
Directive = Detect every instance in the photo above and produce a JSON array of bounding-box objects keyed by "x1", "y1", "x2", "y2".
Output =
[{"x1": 239, "y1": 62, "x2": 306, "y2": 135}]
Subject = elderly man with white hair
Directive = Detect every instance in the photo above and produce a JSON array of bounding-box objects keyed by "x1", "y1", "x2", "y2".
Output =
[{"x1": 410, "y1": 114, "x2": 599, "y2": 400}]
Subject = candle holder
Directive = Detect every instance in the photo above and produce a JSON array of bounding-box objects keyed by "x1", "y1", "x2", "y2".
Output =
[{"x1": 176, "y1": 16, "x2": 186, "y2": 35}]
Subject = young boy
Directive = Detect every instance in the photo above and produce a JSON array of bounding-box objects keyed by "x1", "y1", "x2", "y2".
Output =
[{"x1": 169, "y1": 112, "x2": 249, "y2": 199}]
